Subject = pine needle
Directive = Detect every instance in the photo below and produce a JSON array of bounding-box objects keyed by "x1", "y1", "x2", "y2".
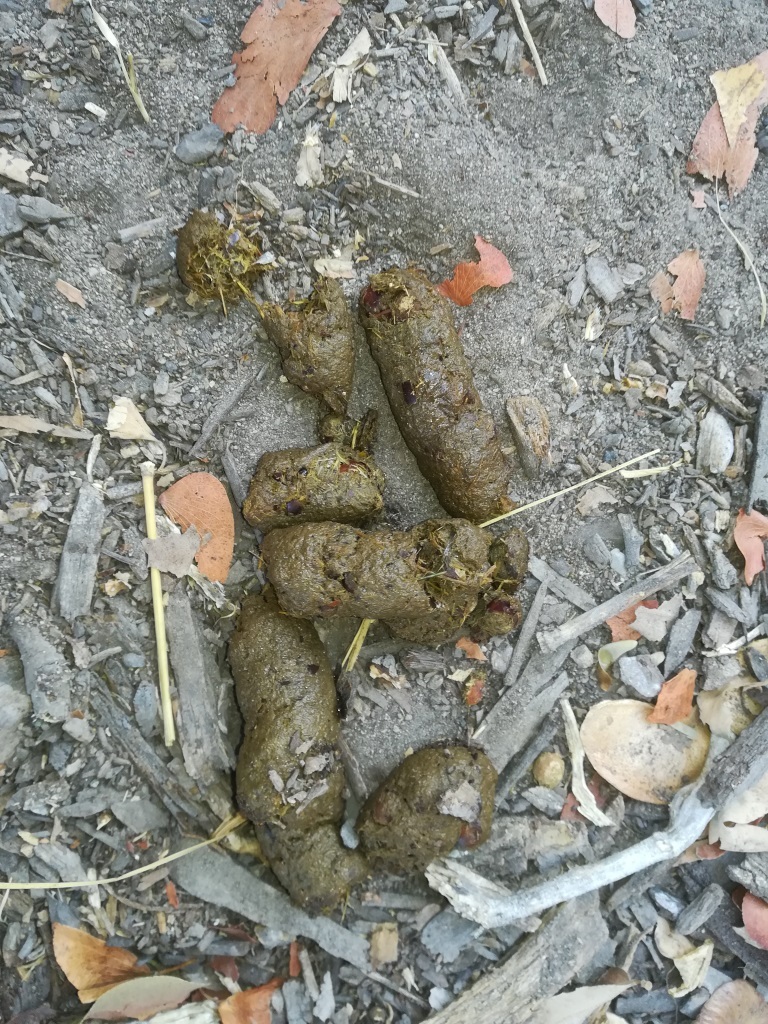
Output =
[{"x1": 715, "y1": 180, "x2": 766, "y2": 328}]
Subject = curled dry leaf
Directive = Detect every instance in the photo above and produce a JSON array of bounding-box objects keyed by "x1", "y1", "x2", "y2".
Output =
[
  {"x1": 85, "y1": 976, "x2": 202, "y2": 1020},
  {"x1": 654, "y1": 918, "x2": 713, "y2": 997},
  {"x1": 697, "y1": 676, "x2": 757, "y2": 738},
  {"x1": 652, "y1": 251, "x2": 706, "y2": 321},
  {"x1": 688, "y1": 51, "x2": 768, "y2": 197},
  {"x1": 219, "y1": 979, "x2": 282, "y2": 1024},
  {"x1": 648, "y1": 668, "x2": 697, "y2": 725},
  {"x1": 593, "y1": 0, "x2": 636, "y2": 39},
  {"x1": 696, "y1": 979, "x2": 768, "y2": 1024},
  {"x1": 734, "y1": 508, "x2": 768, "y2": 585},
  {"x1": 575, "y1": 483, "x2": 619, "y2": 516},
  {"x1": 711, "y1": 61, "x2": 767, "y2": 148},
  {"x1": 605, "y1": 599, "x2": 659, "y2": 642},
  {"x1": 212, "y1": 0, "x2": 342, "y2": 134},
  {"x1": 52, "y1": 923, "x2": 150, "y2": 1002},
  {"x1": 580, "y1": 698, "x2": 710, "y2": 805},
  {"x1": 531, "y1": 982, "x2": 631, "y2": 1024},
  {"x1": 597, "y1": 640, "x2": 638, "y2": 671},
  {"x1": 106, "y1": 396, "x2": 157, "y2": 442},
  {"x1": 142, "y1": 525, "x2": 201, "y2": 578},
  {"x1": 437, "y1": 235, "x2": 514, "y2": 307},
  {"x1": 55, "y1": 278, "x2": 86, "y2": 308},
  {"x1": 455, "y1": 636, "x2": 487, "y2": 662},
  {"x1": 742, "y1": 892, "x2": 768, "y2": 951},
  {"x1": 709, "y1": 764, "x2": 768, "y2": 854},
  {"x1": 370, "y1": 922, "x2": 399, "y2": 969},
  {"x1": 159, "y1": 472, "x2": 234, "y2": 584}
]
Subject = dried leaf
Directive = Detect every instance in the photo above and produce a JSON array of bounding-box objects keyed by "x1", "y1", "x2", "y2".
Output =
[
  {"x1": 437, "y1": 235, "x2": 514, "y2": 307},
  {"x1": 212, "y1": 0, "x2": 342, "y2": 134},
  {"x1": 687, "y1": 51, "x2": 768, "y2": 196},
  {"x1": 165, "y1": 879, "x2": 179, "y2": 908},
  {"x1": 605, "y1": 600, "x2": 659, "y2": 642},
  {"x1": 649, "y1": 270, "x2": 675, "y2": 314},
  {"x1": 48, "y1": 0, "x2": 73, "y2": 11},
  {"x1": 52, "y1": 924, "x2": 150, "y2": 1003},
  {"x1": 711, "y1": 821, "x2": 768, "y2": 853},
  {"x1": 575, "y1": 483, "x2": 619, "y2": 516},
  {"x1": 734, "y1": 508, "x2": 768, "y2": 585},
  {"x1": 0, "y1": 414, "x2": 92, "y2": 440},
  {"x1": 696, "y1": 980, "x2": 768, "y2": 1024},
  {"x1": 531, "y1": 983, "x2": 631, "y2": 1024},
  {"x1": 55, "y1": 278, "x2": 86, "y2": 308},
  {"x1": 597, "y1": 640, "x2": 638, "y2": 671},
  {"x1": 655, "y1": 919, "x2": 713, "y2": 997},
  {"x1": 370, "y1": 922, "x2": 398, "y2": 969},
  {"x1": 580, "y1": 698, "x2": 710, "y2": 805},
  {"x1": 0, "y1": 146, "x2": 33, "y2": 184},
  {"x1": 593, "y1": 0, "x2": 636, "y2": 39},
  {"x1": 561, "y1": 698, "x2": 613, "y2": 827},
  {"x1": 159, "y1": 472, "x2": 234, "y2": 584},
  {"x1": 648, "y1": 668, "x2": 697, "y2": 725},
  {"x1": 711, "y1": 62, "x2": 767, "y2": 148},
  {"x1": 463, "y1": 673, "x2": 486, "y2": 707},
  {"x1": 691, "y1": 189, "x2": 707, "y2": 209},
  {"x1": 106, "y1": 396, "x2": 157, "y2": 442},
  {"x1": 742, "y1": 892, "x2": 768, "y2": 950},
  {"x1": 219, "y1": 980, "x2": 282, "y2": 1024},
  {"x1": 667, "y1": 250, "x2": 705, "y2": 320},
  {"x1": 85, "y1": 976, "x2": 202, "y2": 1020},
  {"x1": 697, "y1": 677, "x2": 757, "y2": 738},
  {"x1": 455, "y1": 637, "x2": 487, "y2": 661},
  {"x1": 142, "y1": 526, "x2": 201, "y2": 578}
]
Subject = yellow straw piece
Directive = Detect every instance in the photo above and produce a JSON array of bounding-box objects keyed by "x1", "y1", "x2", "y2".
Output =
[
  {"x1": 480, "y1": 448, "x2": 662, "y2": 528},
  {"x1": 141, "y1": 461, "x2": 176, "y2": 747}
]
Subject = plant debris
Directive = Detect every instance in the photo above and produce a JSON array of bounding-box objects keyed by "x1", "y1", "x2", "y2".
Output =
[
  {"x1": 176, "y1": 209, "x2": 264, "y2": 307},
  {"x1": 159, "y1": 472, "x2": 235, "y2": 583}
]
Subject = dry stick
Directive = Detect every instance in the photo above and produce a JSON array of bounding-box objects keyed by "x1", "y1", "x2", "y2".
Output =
[
  {"x1": 715, "y1": 180, "x2": 767, "y2": 328},
  {"x1": 480, "y1": 448, "x2": 661, "y2": 527},
  {"x1": 510, "y1": 0, "x2": 548, "y2": 86},
  {"x1": 429, "y1": 705, "x2": 768, "y2": 929},
  {"x1": 189, "y1": 364, "x2": 264, "y2": 459},
  {"x1": 536, "y1": 551, "x2": 696, "y2": 654},
  {"x1": 141, "y1": 461, "x2": 176, "y2": 747}
]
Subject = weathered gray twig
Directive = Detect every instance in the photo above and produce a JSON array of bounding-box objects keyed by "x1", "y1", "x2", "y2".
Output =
[
  {"x1": 536, "y1": 553, "x2": 695, "y2": 654},
  {"x1": 429, "y1": 706, "x2": 768, "y2": 928},
  {"x1": 189, "y1": 365, "x2": 264, "y2": 458}
]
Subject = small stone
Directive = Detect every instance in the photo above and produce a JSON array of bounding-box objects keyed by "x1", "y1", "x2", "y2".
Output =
[
  {"x1": 122, "y1": 652, "x2": 145, "y2": 669},
  {"x1": 586, "y1": 255, "x2": 624, "y2": 304},
  {"x1": 504, "y1": 26, "x2": 524, "y2": 74},
  {"x1": 175, "y1": 123, "x2": 225, "y2": 164},
  {"x1": 570, "y1": 644, "x2": 594, "y2": 669},
  {"x1": 619, "y1": 654, "x2": 664, "y2": 699},
  {"x1": 39, "y1": 18, "x2": 61, "y2": 49},
  {"x1": 532, "y1": 751, "x2": 565, "y2": 789},
  {"x1": 62, "y1": 717, "x2": 94, "y2": 743},
  {"x1": 18, "y1": 194, "x2": 74, "y2": 224},
  {"x1": 111, "y1": 797, "x2": 169, "y2": 833},
  {"x1": 421, "y1": 910, "x2": 477, "y2": 963},
  {"x1": 58, "y1": 88, "x2": 101, "y2": 112},
  {"x1": 676, "y1": 883, "x2": 724, "y2": 935},
  {"x1": 522, "y1": 785, "x2": 565, "y2": 817},
  {"x1": 664, "y1": 609, "x2": 702, "y2": 675},
  {"x1": 133, "y1": 679, "x2": 159, "y2": 737},
  {"x1": 566, "y1": 264, "x2": 587, "y2": 307},
  {"x1": 384, "y1": 0, "x2": 407, "y2": 12},
  {"x1": 583, "y1": 532, "x2": 610, "y2": 567},
  {"x1": 182, "y1": 12, "x2": 207, "y2": 39},
  {"x1": 0, "y1": 191, "x2": 23, "y2": 241},
  {"x1": 434, "y1": 5, "x2": 460, "y2": 17}
]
